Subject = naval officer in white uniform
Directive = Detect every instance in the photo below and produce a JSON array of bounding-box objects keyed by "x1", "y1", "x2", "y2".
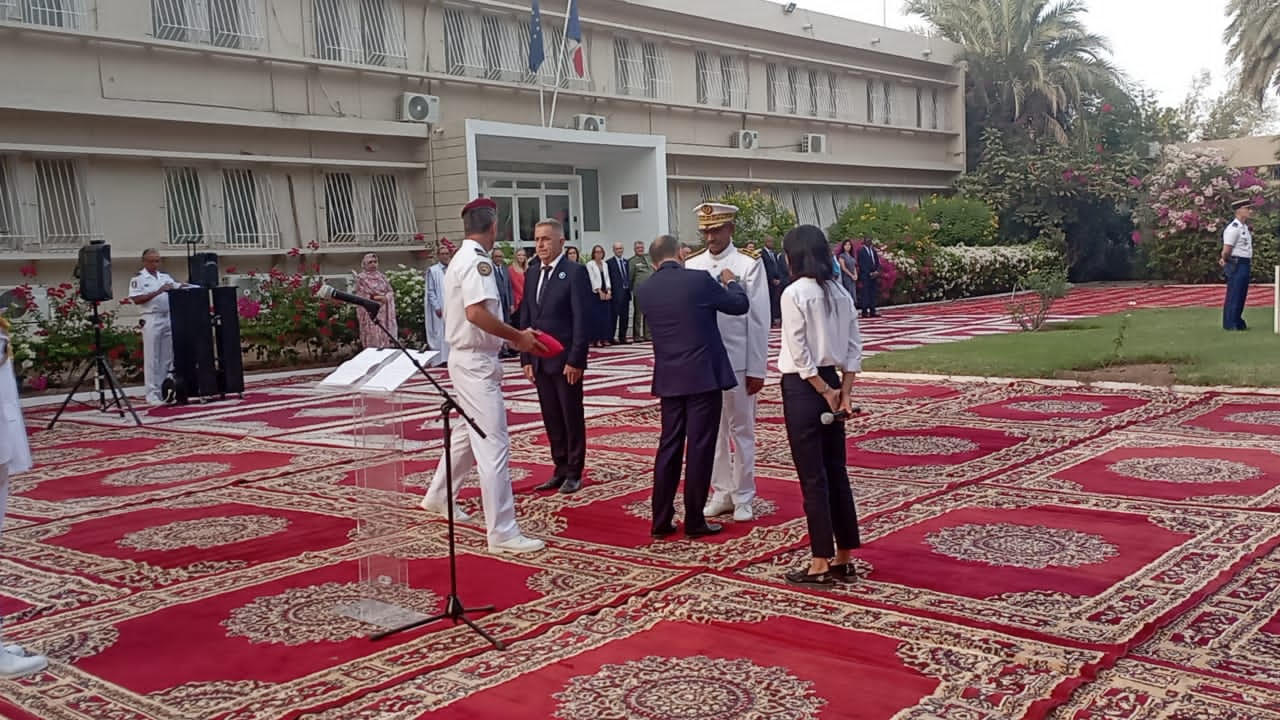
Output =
[
  {"x1": 684, "y1": 203, "x2": 772, "y2": 522},
  {"x1": 420, "y1": 197, "x2": 548, "y2": 555},
  {"x1": 127, "y1": 249, "x2": 185, "y2": 405}
]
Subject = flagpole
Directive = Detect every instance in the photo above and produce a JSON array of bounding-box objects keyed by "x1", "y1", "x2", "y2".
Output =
[
  {"x1": 547, "y1": 0, "x2": 573, "y2": 128},
  {"x1": 540, "y1": 85, "x2": 547, "y2": 127}
]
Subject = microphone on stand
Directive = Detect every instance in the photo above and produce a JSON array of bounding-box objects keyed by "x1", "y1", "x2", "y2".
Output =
[
  {"x1": 820, "y1": 407, "x2": 862, "y2": 425},
  {"x1": 316, "y1": 284, "x2": 380, "y2": 318}
]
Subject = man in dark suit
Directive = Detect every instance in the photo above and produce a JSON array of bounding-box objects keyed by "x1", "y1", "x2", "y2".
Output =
[
  {"x1": 856, "y1": 238, "x2": 881, "y2": 318},
  {"x1": 520, "y1": 218, "x2": 592, "y2": 494},
  {"x1": 635, "y1": 234, "x2": 749, "y2": 539},
  {"x1": 608, "y1": 242, "x2": 632, "y2": 344},
  {"x1": 761, "y1": 235, "x2": 783, "y2": 327}
]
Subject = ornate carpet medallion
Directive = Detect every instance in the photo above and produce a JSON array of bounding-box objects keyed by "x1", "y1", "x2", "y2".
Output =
[
  {"x1": 856, "y1": 435, "x2": 979, "y2": 456},
  {"x1": 1004, "y1": 400, "x2": 1106, "y2": 415},
  {"x1": 553, "y1": 655, "x2": 825, "y2": 720},
  {"x1": 117, "y1": 515, "x2": 290, "y2": 551},
  {"x1": 925, "y1": 523, "x2": 1119, "y2": 569},
  {"x1": 101, "y1": 461, "x2": 234, "y2": 488},
  {"x1": 1107, "y1": 457, "x2": 1262, "y2": 484},
  {"x1": 222, "y1": 582, "x2": 441, "y2": 645},
  {"x1": 1224, "y1": 410, "x2": 1280, "y2": 427}
]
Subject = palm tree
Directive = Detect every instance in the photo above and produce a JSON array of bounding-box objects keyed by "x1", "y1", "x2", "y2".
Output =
[
  {"x1": 904, "y1": 0, "x2": 1121, "y2": 144},
  {"x1": 1225, "y1": 0, "x2": 1280, "y2": 105}
]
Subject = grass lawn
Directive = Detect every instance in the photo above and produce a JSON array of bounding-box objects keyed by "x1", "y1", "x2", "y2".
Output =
[{"x1": 864, "y1": 306, "x2": 1280, "y2": 387}]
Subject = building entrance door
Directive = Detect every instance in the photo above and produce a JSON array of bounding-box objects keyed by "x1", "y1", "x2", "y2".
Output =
[{"x1": 480, "y1": 175, "x2": 583, "y2": 250}]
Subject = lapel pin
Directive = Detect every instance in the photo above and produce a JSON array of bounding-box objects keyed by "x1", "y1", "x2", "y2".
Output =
[{"x1": 558, "y1": 271, "x2": 566, "y2": 279}]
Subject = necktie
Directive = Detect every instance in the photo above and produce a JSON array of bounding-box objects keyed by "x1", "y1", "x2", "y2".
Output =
[{"x1": 537, "y1": 266, "x2": 552, "y2": 304}]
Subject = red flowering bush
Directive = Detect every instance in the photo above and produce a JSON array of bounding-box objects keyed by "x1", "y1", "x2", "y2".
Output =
[
  {"x1": 238, "y1": 250, "x2": 359, "y2": 365},
  {"x1": 2, "y1": 279, "x2": 143, "y2": 392}
]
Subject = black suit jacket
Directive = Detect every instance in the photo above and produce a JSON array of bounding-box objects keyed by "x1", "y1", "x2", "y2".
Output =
[
  {"x1": 607, "y1": 256, "x2": 631, "y2": 295},
  {"x1": 761, "y1": 248, "x2": 782, "y2": 284},
  {"x1": 857, "y1": 245, "x2": 881, "y2": 274},
  {"x1": 519, "y1": 255, "x2": 591, "y2": 374},
  {"x1": 635, "y1": 261, "x2": 748, "y2": 398}
]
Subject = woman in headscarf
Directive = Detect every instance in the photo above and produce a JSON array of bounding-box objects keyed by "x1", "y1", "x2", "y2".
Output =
[{"x1": 353, "y1": 252, "x2": 398, "y2": 348}]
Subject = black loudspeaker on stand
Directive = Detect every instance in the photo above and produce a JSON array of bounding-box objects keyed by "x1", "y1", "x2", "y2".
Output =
[{"x1": 49, "y1": 242, "x2": 140, "y2": 429}]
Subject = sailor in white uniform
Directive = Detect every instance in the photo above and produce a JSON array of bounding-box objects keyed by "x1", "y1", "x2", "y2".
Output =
[
  {"x1": 1219, "y1": 198, "x2": 1255, "y2": 331},
  {"x1": 127, "y1": 249, "x2": 181, "y2": 405},
  {"x1": 420, "y1": 198, "x2": 548, "y2": 554},
  {"x1": 424, "y1": 240, "x2": 453, "y2": 366},
  {"x1": 684, "y1": 203, "x2": 772, "y2": 522},
  {"x1": 0, "y1": 318, "x2": 47, "y2": 679}
]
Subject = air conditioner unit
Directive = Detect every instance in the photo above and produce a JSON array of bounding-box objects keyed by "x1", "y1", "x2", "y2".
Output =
[
  {"x1": 801, "y1": 133, "x2": 827, "y2": 154},
  {"x1": 732, "y1": 130, "x2": 760, "y2": 150},
  {"x1": 398, "y1": 93, "x2": 441, "y2": 124},
  {"x1": 0, "y1": 284, "x2": 50, "y2": 324},
  {"x1": 573, "y1": 114, "x2": 608, "y2": 132}
]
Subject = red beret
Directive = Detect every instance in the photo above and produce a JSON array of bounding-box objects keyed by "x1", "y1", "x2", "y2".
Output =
[{"x1": 461, "y1": 196, "x2": 497, "y2": 217}]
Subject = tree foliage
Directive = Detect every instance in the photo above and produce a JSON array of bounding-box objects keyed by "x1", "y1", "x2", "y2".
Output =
[
  {"x1": 1225, "y1": 0, "x2": 1280, "y2": 105},
  {"x1": 713, "y1": 191, "x2": 797, "y2": 248},
  {"x1": 1179, "y1": 70, "x2": 1279, "y2": 140},
  {"x1": 906, "y1": 0, "x2": 1123, "y2": 155}
]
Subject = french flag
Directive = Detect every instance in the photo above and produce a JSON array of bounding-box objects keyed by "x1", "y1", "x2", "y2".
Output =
[{"x1": 565, "y1": 0, "x2": 585, "y2": 78}]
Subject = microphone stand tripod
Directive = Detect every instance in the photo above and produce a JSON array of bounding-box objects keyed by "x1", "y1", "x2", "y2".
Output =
[{"x1": 355, "y1": 306, "x2": 505, "y2": 650}]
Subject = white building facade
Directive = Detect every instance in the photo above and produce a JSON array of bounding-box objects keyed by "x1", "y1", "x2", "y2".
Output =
[{"x1": 0, "y1": 0, "x2": 964, "y2": 301}]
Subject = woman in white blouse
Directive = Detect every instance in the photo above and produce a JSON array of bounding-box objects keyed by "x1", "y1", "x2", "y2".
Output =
[
  {"x1": 586, "y1": 244, "x2": 613, "y2": 347},
  {"x1": 778, "y1": 224, "x2": 863, "y2": 587}
]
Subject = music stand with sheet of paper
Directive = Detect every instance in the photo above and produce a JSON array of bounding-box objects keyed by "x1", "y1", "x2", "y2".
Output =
[{"x1": 318, "y1": 347, "x2": 437, "y2": 630}]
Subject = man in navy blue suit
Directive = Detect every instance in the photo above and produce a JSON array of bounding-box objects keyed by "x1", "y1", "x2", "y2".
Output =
[
  {"x1": 607, "y1": 242, "x2": 632, "y2": 344},
  {"x1": 635, "y1": 234, "x2": 749, "y2": 538},
  {"x1": 520, "y1": 218, "x2": 592, "y2": 494}
]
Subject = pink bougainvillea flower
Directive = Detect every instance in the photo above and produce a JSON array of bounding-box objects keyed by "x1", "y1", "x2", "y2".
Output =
[
  {"x1": 1101, "y1": 103, "x2": 1113, "y2": 113},
  {"x1": 287, "y1": 248, "x2": 301, "y2": 257}
]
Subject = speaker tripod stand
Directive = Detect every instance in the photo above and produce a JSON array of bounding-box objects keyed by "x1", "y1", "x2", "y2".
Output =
[{"x1": 47, "y1": 301, "x2": 141, "y2": 429}]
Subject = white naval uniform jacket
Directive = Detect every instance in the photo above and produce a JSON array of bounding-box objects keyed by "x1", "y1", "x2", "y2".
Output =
[
  {"x1": 684, "y1": 244, "x2": 771, "y2": 379},
  {"x1": 129, "y1": 270, "x2": 178, "y2": 319}
]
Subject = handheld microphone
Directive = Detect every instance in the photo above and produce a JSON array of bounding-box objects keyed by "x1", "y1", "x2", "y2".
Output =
[
  {"x1": 820, "y1": 407, "x2": 862, "y2": 425},
  {"x1": 316, "y1": 284, "x2": 380, "y2": 318}
]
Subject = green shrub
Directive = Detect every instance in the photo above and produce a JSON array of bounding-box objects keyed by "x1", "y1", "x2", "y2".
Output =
[
  {"x1": 713, "y1": 190, "x2": 797, "y2": 247},
  {"x1": 920, "y1": 195, "x2": 1000, "y2": 246}
]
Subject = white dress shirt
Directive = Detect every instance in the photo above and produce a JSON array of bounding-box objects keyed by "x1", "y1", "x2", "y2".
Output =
[
  {"x1": 778, "y1": 278, "x2": 863, "y2": 378},
  {"x1": 535, "y1": 251, "x2": 566, "y2": 303},
  {"x1": 1224, "y1": 219, "x2": 1254, "y2": 259}
]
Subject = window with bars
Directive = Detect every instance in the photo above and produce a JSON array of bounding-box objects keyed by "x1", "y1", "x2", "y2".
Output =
[
  {"x1": 1, "y1": 0, "x2": 86, "y2": 29},
  {"x1": 695, "y1": 51, "x2": 747, "y2": 109},
  {"x1": 443, "y1": 7, "x2": 583, "y2": 87},
  {"x1": 0, "y1": 158, "x2": 22, "y2": 251},
  {"x1": 312, "y1": 0, "x2": 406, "y2": 68},
  {"x1": 152, "y1": 0, "x2": 263, "y2": 49},
  {"x1": 613, "y1": 36, "x2": 671, "y2": 99},
  {"x1": 163, "y1": 166, "x2": 281, "y2": 249},
  {"x1": 930, "y1": 87, "x2": 940, "y2": 130},
  {"x1": 320, "y1": 171, "x2": 416, "y2": 246},
  {"x1": 34, "y1": 159, "x2": 93, "y2": 249}
]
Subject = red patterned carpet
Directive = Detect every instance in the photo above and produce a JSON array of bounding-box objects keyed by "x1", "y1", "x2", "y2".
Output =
[{"x1": 3, "y1": 284, "x2": 1280, "y2": 719}]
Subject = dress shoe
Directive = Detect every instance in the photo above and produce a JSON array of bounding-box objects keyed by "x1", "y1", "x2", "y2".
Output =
[
  {"x1": 534, "y1": 476, "x2": 566, "y2": 491},
  {"x1": 684, "y1": 522, "x2": 723, "y2": 538},
  {"x1": 829, "y1": 563, "x2": 860, "y2": 582},
  {"x1": 0, "y1": 644, "x2": 47, "y2": 679},
  {"x1": 488, "y1": 535, "x2": 546, "y2": 555},
  {"x1": 558, "y1": 476, "x2": 583, "y2": 494},
  {"x1": 703, "y1": 496, "x2": 734, "y2": 517},
  {"x1": 651, "y1": 523, "x2": 679, "y2": 539},
  {"x1": 420, "y1": 498, "x2": 471, "y2": 523},
  {"x1": 784, "y1": 568, "x2": 835, "y2": 587},
  {"x1": 732, "y1": 503, "x2": 754, "y2": 522}
]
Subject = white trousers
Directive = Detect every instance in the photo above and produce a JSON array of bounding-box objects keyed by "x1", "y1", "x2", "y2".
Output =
[
  {"x1": 425, "y1": 350, "x2": 519, "y2": 546},
  {"x1": 710, "y1": 371, "x2": 758, "y2": 507},
  {"x1": 141, "y1": 315, "x2": 173, "y2": 402},
  {"x1": 425, "y1": 310, "x2": 450, "y2": 366}
]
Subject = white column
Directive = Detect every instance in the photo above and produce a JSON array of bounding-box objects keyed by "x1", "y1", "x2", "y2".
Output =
[{"x1": 1274, "y1": 265, "x2": 1279, "y2": 335}]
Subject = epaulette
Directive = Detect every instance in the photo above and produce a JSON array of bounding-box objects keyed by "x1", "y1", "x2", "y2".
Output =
[
  {"x1": 740, "y1": 246, "x2": 761, "y2": 260},
  {"x1": 686, "y1": 247, "x2": 708, "y2": 260},
  {"x1": 475, "y1": 247, "x2": 486, "y2": 255}
]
